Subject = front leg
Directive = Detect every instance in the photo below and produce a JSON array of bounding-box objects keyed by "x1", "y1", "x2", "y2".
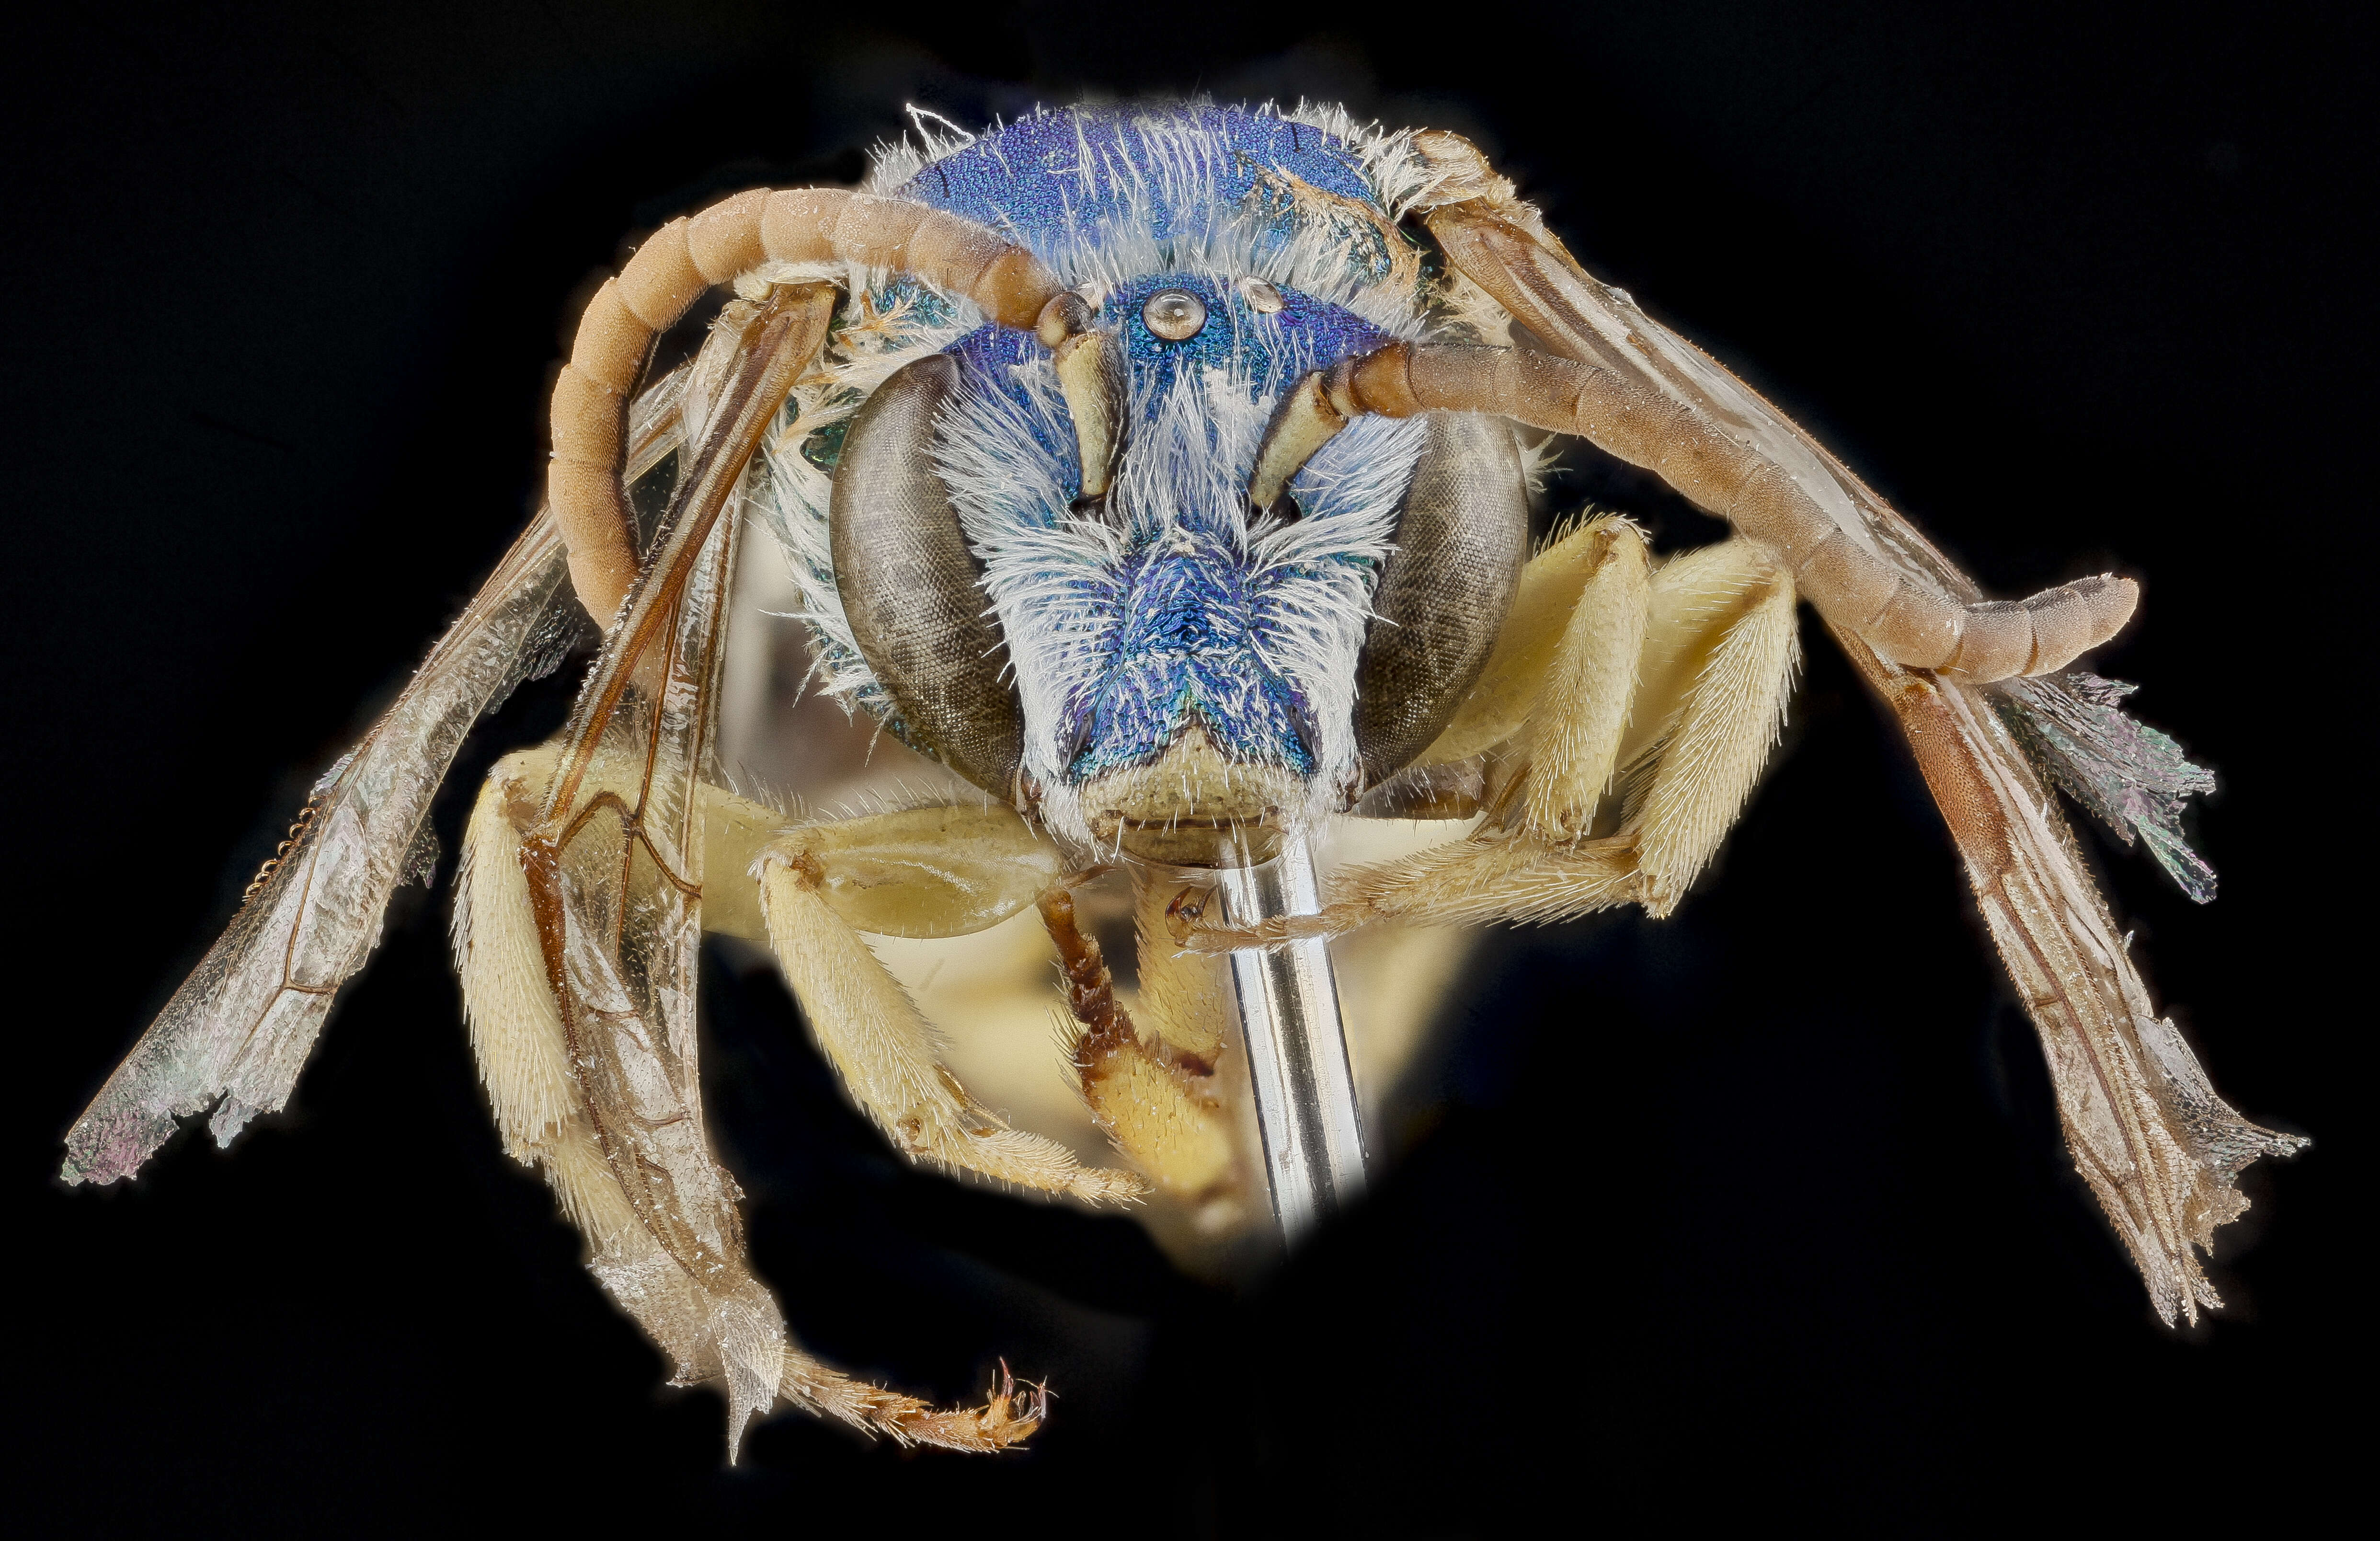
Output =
[
  {"x1": 737, "y1": 801, "x2": 1146, "y2": 1204},
  {"x1": 1190, "y1": 525, "x2": 1798, "y2": 943},
  {"x1": 1041, "y1": 872, "x2": 1245, "y2": 1207}
]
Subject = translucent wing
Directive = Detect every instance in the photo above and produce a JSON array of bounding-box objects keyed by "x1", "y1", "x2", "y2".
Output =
[
  {"x1": 62, "y1": 369, "x2": 693, "y2": 1185},
  {"x1": 1426, "y1": 199, "x2": 2302, "y2": 1319},
  {"x1": 1995, "y1": 671, "x2": 2218, "y2": 902},
  {"x1": 515, "y1": 285, "x2": 833, "y2": 1448},
  {"x1": 1831, "y1": 633, "x2": 2300, "y2": 1322},
  {"x1": 1429, "y1": 205, "x2": 2222, "y2": 892}
]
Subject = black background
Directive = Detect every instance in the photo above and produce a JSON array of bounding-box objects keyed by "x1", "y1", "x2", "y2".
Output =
[{"x1": 6, "y1": 3, "x2": 2365, "y2": 1533}]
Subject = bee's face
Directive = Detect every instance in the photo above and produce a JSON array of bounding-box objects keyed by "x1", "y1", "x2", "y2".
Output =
[
  {"x1": 931, "y1": 275, "x2": 1421, "y2": 862},
  {"x1": 793, "y1": 105, "x2": 1530, "y2": 865}
]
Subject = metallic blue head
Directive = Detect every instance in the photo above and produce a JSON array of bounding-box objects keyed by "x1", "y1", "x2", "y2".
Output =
[
  {"x1": 939, "y1": 270, "x2": 1399, "y2": 800},
  {"x1": 784, "y1": 104, "x2": 1440, "y2": 854},
  {"x1": 1072, "y1": 522, "x2": 1316, "y2": 780}
]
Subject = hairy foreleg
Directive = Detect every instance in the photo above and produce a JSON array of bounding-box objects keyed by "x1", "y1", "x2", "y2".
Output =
[
  {"x1": 481, "y1": 749, "x2": 1141, "y2": 1200},
  {"x1": 753, "y1": 815, "x2": 1144, "y2": 1204},
  {"x1": 1409, "y1": 513, "x2": 1640, "y2": 772},
  {"x1": 1515, "y1": 516, "x2": 1651, "y2": 840},
  {"x1": 1625, "y1": 541, "x2": 1801, "y2": 913},
  {"x1": 1189, "y1": 537, "x2": 1797, "y2": 945},
  {"x1": 1042, "y1": 875, "x2": 1243, "y2": 1201},
  {"x1": 708, "y1": 794, "x2": 1061, "y2": 942}
]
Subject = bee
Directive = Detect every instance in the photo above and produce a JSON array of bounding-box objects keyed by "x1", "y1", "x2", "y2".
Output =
[{"x1": 63, "y1": 101, "x2": 2302, "y2": 1457}]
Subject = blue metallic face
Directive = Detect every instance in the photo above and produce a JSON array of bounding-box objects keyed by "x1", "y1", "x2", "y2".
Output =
[
  {"x1": 1105, "y1": 272, "x2": 1392, "y2": 393},
  {"x1": 942, "y1": 272, "x2": 1396, "y2": 785},
  {"x1": 773, "y1": 103, "x2": 1436, "y2": 835},
  {"x1": 1074, "y1": 522, "x2": 1316, "y2": 779}
]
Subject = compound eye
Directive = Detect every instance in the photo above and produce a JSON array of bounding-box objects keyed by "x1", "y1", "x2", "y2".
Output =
[
  {"x1": 829, "y1": 353, "x2": 1025, "y2": 796},
  {"x1": 1350, "y1": 413, "x2": 1530, "y2": 787},
  {"x1": 1142, "y1": 288, "x2": 1207, "y2": 341}
]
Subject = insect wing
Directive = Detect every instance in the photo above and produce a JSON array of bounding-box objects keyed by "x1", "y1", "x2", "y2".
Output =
[
  {"x1": 1429, "y1": 205, "x2": 2301, "y2": 1314},
  {"x1": 1831, "y1": 634, "x2": 2303, "y2": 1322},
  {"x1": 1427, "y1": 207, "x2": 1979, "y2": 590},
  {"x1": 62, "y1": 514, "x2": 579, "y2": 1184},
  {"x1": 60, "y1": 361, "x2": 705, "y2": 1187},
  {"x1": 1993, "y1": 671, "x2": 2219, "y2": 902},
  {"x1": 515, "y1": 286, "x2": 832, "y2": 1448},
  {"x1": 1430, "y1": 207, "x2": 2222, "y2": 883}
]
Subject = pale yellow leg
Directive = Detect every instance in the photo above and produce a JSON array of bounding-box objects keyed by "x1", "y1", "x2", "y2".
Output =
[
  {"x1": 1047, "y1": 872, "x2": 1245, "y2": 1203},
  {"x1": 1190, "y1": 530, "x2": 1797, "y2": 945},
  {"x1": 1415, "y1": 513, "x2": 1635, "y2": 769},
  {"x1": 454, "y1": 751, "x2": 1043, "y2": 1452},
  {"x1": 747, "y1": 808, "x2": 1145, "y2": 1205},
  {"x1": 703, "y1": 795, "x2": 1064, "y2": 943},
  {"x1": 1624, "y1": 541, "x2": 1800, "y2": 913},
  {"x1": 1520, "y1": 518, "x2": 1651, "y2": 839}
]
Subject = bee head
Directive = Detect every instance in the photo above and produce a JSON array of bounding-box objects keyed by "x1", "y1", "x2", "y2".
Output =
[
  {"x1": 824, "y1": 272, "x2": 1524, "y2": 865},
  {"x1": 903, "y1": 276, "x2": 1508, "y2": 862}
]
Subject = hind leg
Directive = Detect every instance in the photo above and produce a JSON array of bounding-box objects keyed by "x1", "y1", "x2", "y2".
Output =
[{"x1": 455, "y1": 751, "x2": 1048, "y2": 1451}]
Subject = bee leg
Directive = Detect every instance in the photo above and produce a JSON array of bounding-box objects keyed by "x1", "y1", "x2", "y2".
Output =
[
  {"x1": 1617, "y1": 538, "x2": 1800, "y2": 914},
  {"x1": 1441, "y1": 532, "x2": 1799, "y2": 921},
  {"x1": 1181, "y1": 515, "x2": 1653, "y2": 945},
  {"x1": 456, "y1": 752, "x2": 1047, "y2": 1451},
  {"x1": 1190, "y1": 529, "x2": 1797, "y2": 943},
  {"x1": 744, "y1": 804, "x2": 1146, "y2": 1205},
  {"x1": 1514, "y1": 515, "x2": 1653, "y2": 840},
  {"x1": 1041, "y1": 872, "x2": 1247, "y2": 1208}
]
